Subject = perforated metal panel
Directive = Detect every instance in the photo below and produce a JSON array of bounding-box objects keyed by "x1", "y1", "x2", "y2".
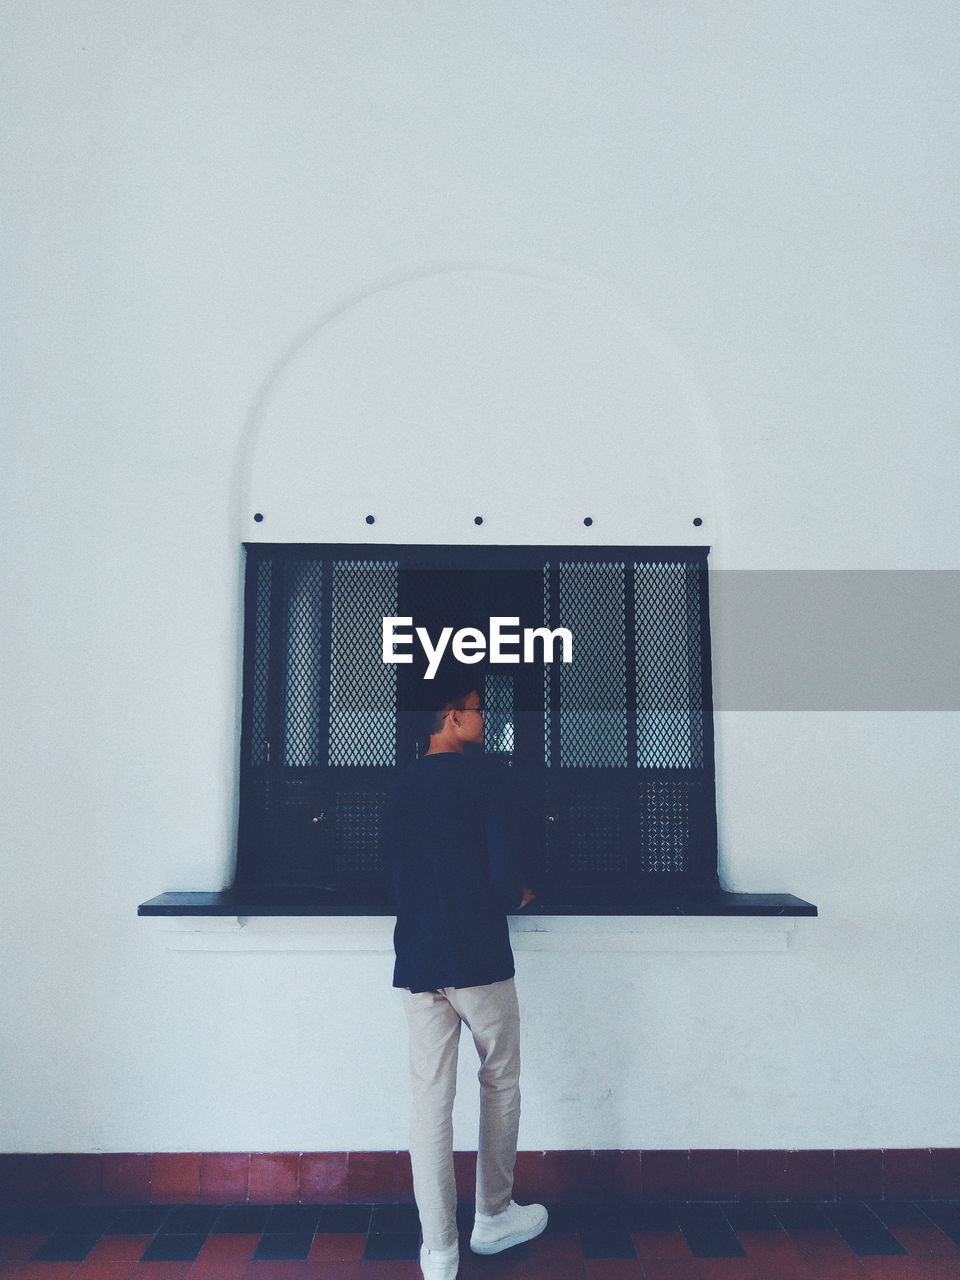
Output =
[
  {"x1": 548, "y1": 561, "x2": 628, "y2": 769},
  {"x1": 282, "y1": 560, "x2": 324, "y2": 767},
  {"x1": 250, "y1": 559, "x2": 272, "y2": 767},
  {"x1": 635, "y1": 561, "x2": 704, "y2": 769},
  {"x1": 328, "y1": 560, "x2": 398, "y2": 767}
]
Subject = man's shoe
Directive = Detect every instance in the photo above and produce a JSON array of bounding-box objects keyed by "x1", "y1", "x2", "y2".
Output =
[
  {"x1": 470, "y1": 1200, "x2": 548, "y2": 1254},
  {"x1": 419, "y1": 1240, "x2": 459, "y2": 1279}
]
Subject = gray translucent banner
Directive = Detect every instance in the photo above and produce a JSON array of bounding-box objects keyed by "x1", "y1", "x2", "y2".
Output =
[{"x1": 708, "y1": 570, "x2": 960, "y2": 711}]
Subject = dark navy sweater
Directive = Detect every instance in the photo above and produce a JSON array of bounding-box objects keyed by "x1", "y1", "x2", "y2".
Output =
[{"x1": 380, "y1": 752, "x2": 525, "y2": 993}]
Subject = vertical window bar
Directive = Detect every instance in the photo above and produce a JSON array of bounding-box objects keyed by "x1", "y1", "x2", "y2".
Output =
[{"x1": 282, "y1": 559, "x2": 325, "y2": 767}]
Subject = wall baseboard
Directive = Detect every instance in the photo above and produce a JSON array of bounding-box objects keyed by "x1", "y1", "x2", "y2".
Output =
[{"x1": 0, "y1": 1150, "x2": 957, "y2": 1205}]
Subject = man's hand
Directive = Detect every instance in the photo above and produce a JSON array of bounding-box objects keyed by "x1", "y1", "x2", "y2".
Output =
[{"x1": 518, "y1": 888, "x2": 536, "y2": 909}]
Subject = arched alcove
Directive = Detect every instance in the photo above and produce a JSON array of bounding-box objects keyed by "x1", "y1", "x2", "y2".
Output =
[{"x1": 242, "y1": 264, "x2": 721, "y2": 546}]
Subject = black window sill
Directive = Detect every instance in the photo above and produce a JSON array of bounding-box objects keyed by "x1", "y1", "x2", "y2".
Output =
[{"x1": 138, "y1": 888, "x2": 817, "y2": 918}]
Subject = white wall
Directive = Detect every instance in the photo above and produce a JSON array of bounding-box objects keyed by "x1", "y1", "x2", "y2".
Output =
[{"x1": 2, "y1": 0, "x2": 958, "y2": 1152}]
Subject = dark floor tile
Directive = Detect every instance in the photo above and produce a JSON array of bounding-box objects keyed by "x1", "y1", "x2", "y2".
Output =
[
  {"x1": 544, "y1": 1202, "x2": 581, "y2": 1233},
  {"x1": 162, "y1": 1205, "x2": 222, "y2": 1234},
  {"x1": 139, "y1": 1232, "x2": 208, "y2": 1262},
  {"x1": 675, "y1": 1205, "x2": 745, "y2": 1259},
  {"x1": 369, "y1": 1204, "x2": 421, "y2": 1234},
  {"x1": 579, "y1": 1227, "x2": 637, "y2": 1259},
  {"x1": 264, "y1": 1205, "x2": 323, "y2": 1234},
  {"x1": 919, "y1": 1203, "x2": 960, "y2": 1246},
  {"x1": 864, "y1": 1201, "x2": 934, "y2": 1229},
  {"x1": 104, "y1": 1206, "x2": 171, "y2": 1235},
  {"x1": 834, "y1": 1218, "x2": 911, "y2": 1259},
  {"x1": 4, "y1": 1207, "x2": 66, "y2": 1234},
  {"x1": 578, "y1": 1204, "x2": 629, "y2": 1231},
  {"x1": 721, "y1": 1203, "x2": 782, "y2": 1232},
  {"x1": 211, "y1": 1206, "x2": 271, "y2": 1234},
  {"x1": 773, "y1": 1202, "x2": 834, "y2": 1229},
  {"x1": 57, "y1": 1208, "x2": 117, "y2": 1234},
  {"x1": 252, "y1": 1232, "x2": 314, "y2": 1260},
  {"x1": 30, "y1": 1231, "x2": 101, "y2": 1262},
  {"x1": 317, "y1": 1204, "x2": 374, "y2": 1234},
  {"x1": 362, "y1": 1231, "x2": 421, "y2": 1261},
  {"x1": 821, "y1": 1203, "x2": 907, "y2": 1256},
  {"x1": 624, "y1": 1203, "x2": 680, "y2": 1232}
]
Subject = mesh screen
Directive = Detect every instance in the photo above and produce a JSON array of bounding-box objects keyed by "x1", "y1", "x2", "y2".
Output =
[
  {"x1": 282, "y1": 560, "x2": 324, "y2": 767},
  {"x1": 328, "y1": 560, "x2": 398, "y2": 766},
  {"x1": 635, "y1": 561, "x2": 705, "y2": 769},
  {"x1": 250, "y1": 558, "x2": 272, "y2": 767},
  {"x1": 484, "y1": 672, "x2": 515, "y2": 756},
  {"x1": 548, "y1": 561, "x2": 628, "y2": 768}
]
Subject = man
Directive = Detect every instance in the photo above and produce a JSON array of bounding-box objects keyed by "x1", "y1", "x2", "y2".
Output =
[{"x1": 381, "y1": 678, "x2": 548, "y2": 1280}]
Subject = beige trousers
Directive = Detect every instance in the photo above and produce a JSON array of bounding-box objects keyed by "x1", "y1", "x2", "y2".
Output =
[{"x1": 401, "y1": 977, "x2": 521, "y2": 1250}]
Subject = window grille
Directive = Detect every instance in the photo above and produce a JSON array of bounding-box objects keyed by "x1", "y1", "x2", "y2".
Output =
[{"x1": 236, "y1": 543, "x2": 718, "y2": 909}]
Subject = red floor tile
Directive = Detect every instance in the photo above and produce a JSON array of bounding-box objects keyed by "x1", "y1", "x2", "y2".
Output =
[
  {"x1": 930, "y1": 1151, "x2": 960, "y2": 1200},
  {"x1": 737, "y1": 1152, "x2": 787, "y2": 1203},
  {"x1": 527, "y1": 1232, "x2": 583, "y2": 1266},
  {"x1": 149, "y1": 1156, "x2": 201, "y2": 1205},
  {"x1": 751, "y1": 1256, "x2": 818, "y2": 1280},
  {"x1": 11, "y1": 1265, "x2": 81, "y2": 1280},
  {"x1": 687, "y1": 1151, "x2": 739, "y2": 1201},
  {"x1": 837, "y1": 1151, "x2": 884, "y2": 1201},
  {"x1": 918, "y1": 1259, "x2": 960, "y2": 1280},
  {"x1": 695, "y1": 1260, "x2": 762, "y2": 1279},
  {"x1": 199, "y1": 1156, "x2": 250, "y2": 1206},
  {"x1": 301, "y1": 1266, "x2": 360, "y2": 1280},
  {"x1": 778, "y1": 1245, "x2": 866, "y2": 1280},
  {"x1": 298, "y1": 1155, "x2": 349, "y2": 1204},
  {"x1": 892, "y1": 1230, "x2": 960, "y2": 1258},
  {"x1": 130, "y1": 1264, "x2": 193, "y2": 1280},
  {"x1": 883, "y1": 1151, "x2": 932, "y2": 1202},
  {"x1": 72, "y1": 1263, "x2": 137, "y2": 1280},
  {"x1": 0, "y1": 1239, "x2": 46, "y2": 1265},
  {"x1": 635, "y1": 1261, "x2": 702, "y2": 1280},
  {"x1": 736, "y1": 1229, "x2": 804, "y2": 1265},
  {"x1": 238, "y1": 1263, "x2": 308, "y2": 1280},
  {"x1": 355, "y1": 1262, "x2": 421, "y2": 1280},
  {"x1": 583, "y1": 1261, "x2": 645, "y2": 1278},
  {"x1": 640, "y1": 1153, "x2": 689, "y2": 1201},
  {"x1": 858, "y1": 1258, "x2": 928, "y2": 1278},
  {"x1": 193, "y1": 1238, "x2": 261, "y2": 1266},
  {"x1": 84, "y1": 1239, "x2": 152, "y2": 1264},
  {"x1": 631, "y1": 1233, "x2": 693, "y2": 1262},
  {"x1": 786, "y1": 1228, "x2": 860, "y2": 1261},
  {"x1": 248, "y1": 1155, "x2": 300, "y2": 1205},
  {"x1": 101, "y1": 1157, "x2": 152, "y2": 1206},
  {"x1": 784, "y1": 1150, "x2": 836, "y2": 1200},
  {"x1": 189, "y1": 1261, "x2": 252, "y2": 1280},
  {"x1": 308, "y1": 1238, "x2": 365, "y2": 1264},
  {"x1": 527, "y1": 1263, "x2": 584, "y2": 1280}
]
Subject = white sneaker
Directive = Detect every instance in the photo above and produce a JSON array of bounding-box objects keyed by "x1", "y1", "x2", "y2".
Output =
[
  {"x1": 419, "y1": 1240, "x2": 459, "y2": 1279},
  {"x1": 470, "y1": 1199, "x2": 549, "y2": 1254}
]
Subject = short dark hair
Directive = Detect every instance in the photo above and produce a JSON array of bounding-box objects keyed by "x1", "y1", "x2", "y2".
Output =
[
  {"x1": 427, "y1": 683, "x2": 479, "y2": 736},
  {"x1": 397, "y1": 661, "x2": 486, "y2": 746}
]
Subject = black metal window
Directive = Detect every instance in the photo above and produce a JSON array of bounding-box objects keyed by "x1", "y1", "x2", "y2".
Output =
[{"x1": 236, "y1": 543, "x2": 718, "y2": 911}]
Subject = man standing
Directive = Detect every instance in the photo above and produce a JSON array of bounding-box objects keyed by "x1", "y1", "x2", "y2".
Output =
[{"x1": 381, "y1": 679, "x2": 547, "y2": 1280}]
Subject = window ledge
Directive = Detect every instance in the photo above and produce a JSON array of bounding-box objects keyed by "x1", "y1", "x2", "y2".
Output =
[
  {"x1": 139, "y1": 888, "x2": 816, "y2": 954},
  {"x1": 138, "y1": 888, "x2": 816, "y2": 918}
]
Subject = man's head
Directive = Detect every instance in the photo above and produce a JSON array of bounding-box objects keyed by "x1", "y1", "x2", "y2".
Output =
[{"x1": 424, "y1": 678, "x2": 485, "y2": 754}]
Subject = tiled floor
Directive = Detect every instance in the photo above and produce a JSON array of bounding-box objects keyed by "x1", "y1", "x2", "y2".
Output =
[{"x1": 2, "y1": 1201, "x2": 959, "y2": 1280}]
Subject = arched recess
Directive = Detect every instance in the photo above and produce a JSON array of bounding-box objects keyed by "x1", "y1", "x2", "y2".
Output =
[{"x1": 240, "y1": 262, "x2": 723, "y2": 546}]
